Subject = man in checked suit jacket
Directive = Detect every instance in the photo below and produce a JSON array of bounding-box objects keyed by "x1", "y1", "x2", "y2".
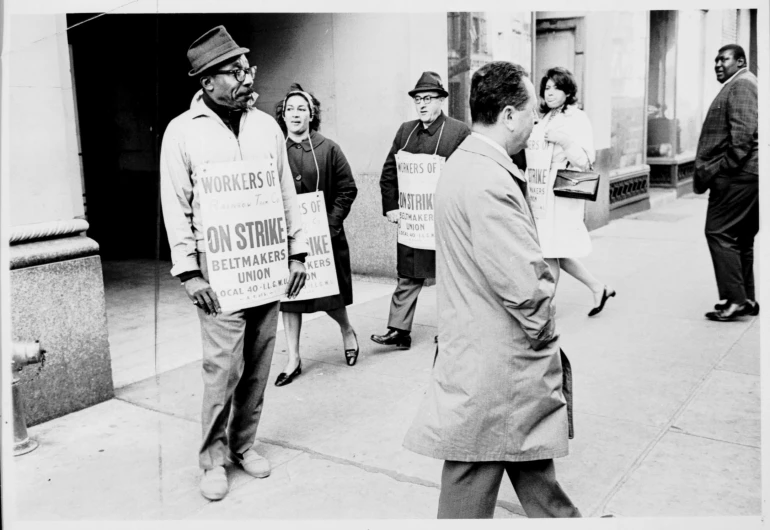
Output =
[{"x1": 694, "y1": 44, "x2": 759, "y2": 322}]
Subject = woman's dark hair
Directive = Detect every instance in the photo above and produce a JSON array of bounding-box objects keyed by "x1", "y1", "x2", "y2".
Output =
[
  {"x1": 275, "y1": 83, "x2": 321, "y2": 136},
  {"x1": 470, "y1": 61, "x2": 531, "y2": 126},
  {"x1": 539, "y1": 67, "x2": 578, "y2": 114}
]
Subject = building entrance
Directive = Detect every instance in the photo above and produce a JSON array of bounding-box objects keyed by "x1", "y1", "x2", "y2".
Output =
[{"x1": 66, "y1": 13, "x2": 289, "y2": 388}]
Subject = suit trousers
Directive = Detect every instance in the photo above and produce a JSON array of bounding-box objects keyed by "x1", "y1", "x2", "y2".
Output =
[
  {"x1": 437, "y1": 459, "x2": 581, "y2": 519},
  {"x1": 705, "y1": 179, "x2": 759, "y2": 303},
  {"x1": 387, "y1": 276, "x2": 425, "y2": 332}
]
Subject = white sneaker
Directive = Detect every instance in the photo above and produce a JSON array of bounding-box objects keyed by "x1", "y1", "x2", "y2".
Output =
[
  {"x1": 200, "y1": 466, "x2": 228, "y2": 501},
  {"x1": 229, "y1": 448, "x2": 271, "y2": 478}
]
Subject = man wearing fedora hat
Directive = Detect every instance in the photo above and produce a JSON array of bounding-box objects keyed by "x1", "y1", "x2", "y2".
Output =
[
  {"x1": 160, "y1": 25, "x2": 309, "y2": 501},
  {"x1": 373, "y1": 71, "x2": 470, "y2": 350}
]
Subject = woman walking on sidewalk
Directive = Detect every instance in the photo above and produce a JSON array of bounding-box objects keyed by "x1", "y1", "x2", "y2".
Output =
[
  {"x1": 526, "y1": 67, "x2": 615, "y2": 316},
  {"x1": 275, "y1": 84, "x2": 359, "y2": 386}
]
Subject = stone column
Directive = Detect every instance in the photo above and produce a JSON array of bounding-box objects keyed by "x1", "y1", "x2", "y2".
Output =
[{"x1": 9, "y1": 14, "x2": 113, "y2": 425}]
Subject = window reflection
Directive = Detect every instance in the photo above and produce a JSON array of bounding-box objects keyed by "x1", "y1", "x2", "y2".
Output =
[
  {"x1": 609, "y1": 11, "x2": 647, "y2": 171},
  {"x1": 647, "y1": 10, "x2": 706, "y2": 160},
  {"x1": 676, "y1": 10, "x2": 705, "y2": 158},
  {"x1": 648, "y1": 11, "x2": 677, "y2": 158},
  {"x1": 447, "y1": 12, "x2": 532, "y2": 124}
]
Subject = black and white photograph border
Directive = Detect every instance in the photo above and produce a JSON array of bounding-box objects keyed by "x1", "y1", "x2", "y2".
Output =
[{"x1": 0, "y1": 0, "x2": 767, "y2": 529}]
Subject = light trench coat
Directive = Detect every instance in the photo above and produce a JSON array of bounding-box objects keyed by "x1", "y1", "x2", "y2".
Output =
[
  {"x1": 403, "y1": 135, "x2": 571, "y2": 462},
  {"x1": 528, "y1": 105, "x2": 596, "y2": 258}
]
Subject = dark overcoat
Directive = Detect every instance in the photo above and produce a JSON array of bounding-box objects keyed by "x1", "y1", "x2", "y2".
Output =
[
  {"x1": 379, "y1": 112, "x2": 471, "y2": 278},
  {"x1": 280, "y1": 130, "x2": 357, "y2": 313}
]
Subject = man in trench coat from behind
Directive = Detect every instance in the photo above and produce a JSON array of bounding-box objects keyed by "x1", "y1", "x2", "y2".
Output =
[{"x1": 403, "y1": 61, "x2": 580, "y2": 519}]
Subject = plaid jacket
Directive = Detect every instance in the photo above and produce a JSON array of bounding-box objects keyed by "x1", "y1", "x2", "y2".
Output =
[{"x1": 694, "y1": 69, "x2": 758, "y2": 194}]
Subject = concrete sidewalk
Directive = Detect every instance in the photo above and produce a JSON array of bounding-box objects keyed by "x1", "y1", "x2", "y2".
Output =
[{"x1": 10, "y1": 194, "x2": 761, "y2": 522}]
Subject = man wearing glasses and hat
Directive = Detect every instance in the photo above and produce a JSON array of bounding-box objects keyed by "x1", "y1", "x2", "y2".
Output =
[
  {"x1": 372, "y1": 72, "x2": 470, "y2": 350},
  {"x1": 160, "y1": 25, "x2": 308, "y2": 501}
]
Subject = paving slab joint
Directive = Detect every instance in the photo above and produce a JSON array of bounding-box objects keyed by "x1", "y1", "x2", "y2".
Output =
[
  {"x1": 257, "y1": 436, "x2": 439, "y2": 489},
  {"x1": 594, "y1": 322, "x2": 758, "y2": 514},
  {"x1": 256, "y1": 436, "x2": 527, "y2": 516}
]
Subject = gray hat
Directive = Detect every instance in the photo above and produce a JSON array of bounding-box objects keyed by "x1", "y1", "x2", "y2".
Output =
[
  {"x1": 407, "y1": 71, "x2": 449, "y2": 98},
  {"x1": 187, "y1": 26, "x2": 250, "y2": 77}
]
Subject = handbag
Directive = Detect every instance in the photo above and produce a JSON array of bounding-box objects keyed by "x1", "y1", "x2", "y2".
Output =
[{"x1": 553, "y1": 163, "x2": 600, "y2": 202}]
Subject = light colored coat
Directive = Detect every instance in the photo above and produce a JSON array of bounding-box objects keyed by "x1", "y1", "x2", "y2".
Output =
[
  {"x1": 527, "y1": 105, "x2": 595, "y2": 258},
  {"x1": 160, "y1": 90, "x2": 308, "y2": 277},
  {"x1": 403, "y1": 134, "x2": 570, "y2": 462}
]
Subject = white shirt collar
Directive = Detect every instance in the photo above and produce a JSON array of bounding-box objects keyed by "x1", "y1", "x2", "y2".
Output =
[
  {"x1": 723, "y1": 67, "x2": 747, "y2": 85},
  {"x1": 471, "y1": 132, "x2": 509, "y2": 159}
]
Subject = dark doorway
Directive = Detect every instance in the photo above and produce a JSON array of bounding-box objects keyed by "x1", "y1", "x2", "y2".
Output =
[{"x1": 66, "y1": 13, "x2": 254, "y2": 260}]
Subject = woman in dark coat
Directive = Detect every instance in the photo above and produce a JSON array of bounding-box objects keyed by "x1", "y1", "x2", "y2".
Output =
[{"x1": 274, "y1": 84, "x2": 359, "y2": 386}]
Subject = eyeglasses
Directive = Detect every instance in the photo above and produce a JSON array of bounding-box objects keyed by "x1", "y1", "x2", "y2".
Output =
[
  {"x1": 215, "y1": 65, "x2": 257, "y2": 83},
  {"x1": 413, "y1": 95, "x2": 442, "y2": 104}
]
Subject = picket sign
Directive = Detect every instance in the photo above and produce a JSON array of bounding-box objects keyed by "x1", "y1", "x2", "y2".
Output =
[
  {"x1": 394, "y1": 121, "x2": 446, "y2": 251},
  {"x1": 281, "y1": 191, "x2": 339, "y2": 302},
  {"x1": 197, "y1": 158, "x2": 289, "y2": 312},
  {"x1": 524, "y1": 133, "x2": 555, "y2": 231}
]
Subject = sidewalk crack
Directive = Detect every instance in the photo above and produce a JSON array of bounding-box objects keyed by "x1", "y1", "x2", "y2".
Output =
[
  {"x1": 672, "y1": 431, "x2": 760, "y2": 450},
  {"x1": 254, "y1": 436, "x2": 527, "y2": 517},
  {"x1": 113, "y1": 396, "x2": 198, "y2": 423}
]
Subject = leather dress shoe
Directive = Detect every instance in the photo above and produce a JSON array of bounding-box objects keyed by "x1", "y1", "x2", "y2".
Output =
[
  {"x1": 705, "y1": 303, "x2": 747, "y2": 322},
  {"x1": 274, "y1": 360, "x2": 302, "y2": 386},
  {"x1": 716, "y1": 299, "x2": 759, "y2": 314},
  {"x1": 714, "y1": 300, "x2": 729, "y2": 311},
  {"x1": 370, "y1": 329, "x2": 411, "y2": 349},
  {"x1": 739, "y1": 300, "x2": 760, "y2": 316},
  {"x1": 200, "y1": 466, "x2": 228, "y2": 500}
]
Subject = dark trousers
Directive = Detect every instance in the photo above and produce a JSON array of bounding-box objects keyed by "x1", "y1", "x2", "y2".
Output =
[
  {"x1": 705, "y1": 179, "x2": 759, "y2": 303},
  {"x1": 437, "y1": 460, "x2": 581, "y2": 519},
  {"x1": 387, "y1": 276, "x2": 425, "y2": 332}
]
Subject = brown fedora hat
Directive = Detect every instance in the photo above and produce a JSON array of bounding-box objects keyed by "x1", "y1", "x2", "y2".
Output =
[
  {"x1": 187, "y1": 26, "x2": 250, "y2": 77},
  {"x1": 407, "y1": 71, "x2": 449, "y2": 98}
]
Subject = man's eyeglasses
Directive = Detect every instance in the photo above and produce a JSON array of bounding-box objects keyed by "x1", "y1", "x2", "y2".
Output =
[
  {"x1": 215, "y1": 65, "x2": 257, "y2": 83},
  {"x1": 413, "y1": 95, "x2": 442, "y2": 104}
]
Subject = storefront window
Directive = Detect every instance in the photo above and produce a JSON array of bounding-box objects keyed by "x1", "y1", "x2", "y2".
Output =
[
  {"x1": 675, "y1": 10, "x2": 705, "y2": 158},
  {"x1": 447, "y1": 12, "x2": 532, "y2": 123},
  {"x1": 647, "y1": 11, "x2": 677, "y2": 158},
  {"x1": 647, "y1": 10, "x2": 705, "y2": 160},
  {"x1": 609, "y1": 11, "x2": 648, "y2": 172}
]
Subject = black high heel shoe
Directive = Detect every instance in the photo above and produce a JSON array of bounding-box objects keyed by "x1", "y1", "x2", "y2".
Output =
[
  {"x1": 274, "y1": 360, "x2": 302, "y2": 387},
  {"x1": 588, "y1": 287, "x2": 616, "y2": 317},
  {"x1": 345, "y1": 330, "x2": 360, "y2": 367}
]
